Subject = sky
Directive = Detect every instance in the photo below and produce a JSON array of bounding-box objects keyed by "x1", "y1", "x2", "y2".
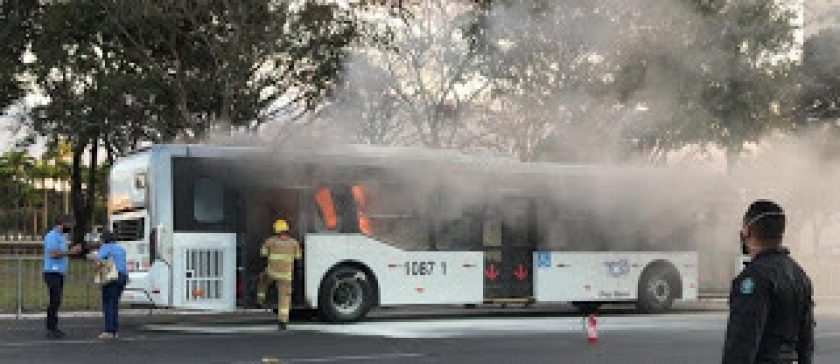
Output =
[
  {"x1": 805, "y1": 0, "x2": 840, "y2": 36},
  {"x1": 0, "y1": 94, "x2": 46, "y2": 155}
]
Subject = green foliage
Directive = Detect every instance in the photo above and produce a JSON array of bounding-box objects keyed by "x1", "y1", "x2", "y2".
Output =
[
  {"x1": 801, "y1": 28, "x2": 840, "y2": 122},
  {"x1": 0, "y1": 0, "x2": 37, "y2": 110},
  {"x1": 27, "y1": 0, "x2": 358, "y2": 149},
  {"x1": 615, "y1": 0, "x2": 798, "y2": 157},
  {"x1": 19, "y1": 0, "x2": 360, "y2": 241}
]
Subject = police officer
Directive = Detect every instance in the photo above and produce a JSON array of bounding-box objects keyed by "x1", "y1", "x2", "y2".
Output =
[
  {"x1": 723, "y1": 200, "x2": 815, "y2": 364},
  {"x1": 257, "y1": 219, "x2": 301, "y2": 330},
  {"x1": 42, "y1": 215, "x2": 81, "y2": 339}
]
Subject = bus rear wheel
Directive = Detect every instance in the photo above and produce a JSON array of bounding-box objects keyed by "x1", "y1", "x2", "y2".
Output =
[
  {"x1": 318, "y1": 266, "x2": 374, "y2": 322},
  {"x1": 636, "y1": 265, "x2": 678, "y2": 314}
]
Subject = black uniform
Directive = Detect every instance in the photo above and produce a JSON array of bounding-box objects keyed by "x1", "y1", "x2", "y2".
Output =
[{"x1": 722, "y1": 247, "x2": 815, "y2": 364}]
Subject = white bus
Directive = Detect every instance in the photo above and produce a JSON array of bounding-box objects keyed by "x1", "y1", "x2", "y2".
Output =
[{"x1": 108, "y1": 144, "x2": 732, "y2": 322}]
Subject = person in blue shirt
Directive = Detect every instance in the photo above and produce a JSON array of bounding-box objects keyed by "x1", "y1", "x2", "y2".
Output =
[
  {"x1": 95, "y1": 230, "x2": 128, "y2": 339},
  {"x1": 42, "y1": 215, "x2": 80, "y2": 339}
]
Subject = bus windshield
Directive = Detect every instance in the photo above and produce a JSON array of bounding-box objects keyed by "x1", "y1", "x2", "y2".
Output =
[{"x1": 109, "y1": 155, "x2": 149, "y2": 214}]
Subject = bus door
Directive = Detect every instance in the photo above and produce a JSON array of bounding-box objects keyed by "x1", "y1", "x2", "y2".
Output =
[
  {"x1": 483, "y1": 198, "x2": 536, "y2": 300},
  {"x1": 240, "y1": 186, "x2": 305, "y2": 307},
  {"x1": 171, "y1": 157, "x2": 238, "y2": 311}
]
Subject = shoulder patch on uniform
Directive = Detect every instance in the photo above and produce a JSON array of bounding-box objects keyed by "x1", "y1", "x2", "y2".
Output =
[{"x1": 740, "y1": 277, "x2": 756, "y2": 295}]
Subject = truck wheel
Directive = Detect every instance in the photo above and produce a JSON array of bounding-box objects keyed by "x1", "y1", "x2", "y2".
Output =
[
  {"x1": 318, "y1": 266, "x2": 374, "y2": 322},
  {"x1": 572, "y1": 302, "x2": 602, "y2": 314},
  {"x1": 636, "y1": 266, "x2": 678, "y2": 314}
]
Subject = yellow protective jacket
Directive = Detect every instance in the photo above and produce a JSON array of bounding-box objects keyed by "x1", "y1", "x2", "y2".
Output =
[{"x1": 260, "y1": 236, "x2": 301, "y2": 280}]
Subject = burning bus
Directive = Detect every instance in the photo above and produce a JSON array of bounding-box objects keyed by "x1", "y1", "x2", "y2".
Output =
[{"x1": 107, "y1": 143, "x2": 738, "y2": 321}]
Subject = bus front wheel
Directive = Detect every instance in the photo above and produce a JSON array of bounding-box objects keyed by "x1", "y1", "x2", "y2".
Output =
[{"x1": 318, "y1": 266, "x2": 374, "y2": 322}]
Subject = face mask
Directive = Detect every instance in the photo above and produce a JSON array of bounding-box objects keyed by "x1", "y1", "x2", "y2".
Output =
[{"x1": 739, "y1": 231, "x2": 749, "y2": 255}]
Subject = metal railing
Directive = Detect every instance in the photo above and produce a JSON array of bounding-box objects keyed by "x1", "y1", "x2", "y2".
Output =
[
  {"x1": 0, "y1": 256, "x2": 100, "y2": 317},
  {"x1": 0, "y1": 241, "x2": 42, "y2": 256}
]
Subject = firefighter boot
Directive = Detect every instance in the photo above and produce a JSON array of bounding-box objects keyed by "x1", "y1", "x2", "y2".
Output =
[{"x1": 256, "y1": 272, "x2": 269, "y2": 307}]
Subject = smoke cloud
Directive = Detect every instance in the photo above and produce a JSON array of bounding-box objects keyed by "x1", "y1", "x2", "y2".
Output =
[{"x1": 193, "y1": 1, "x2": 840, "y2": 301}]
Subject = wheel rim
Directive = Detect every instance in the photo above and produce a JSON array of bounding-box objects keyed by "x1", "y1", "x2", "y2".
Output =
[
  {"x1": 331, "y1": 276, "x2": 364, "y2": 315},
  {"x1": 648, "y1": 278, "x2": 671, "y2": 304}
]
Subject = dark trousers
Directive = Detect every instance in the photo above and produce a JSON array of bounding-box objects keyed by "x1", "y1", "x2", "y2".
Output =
[
  {"x1": 101, "y1": 273, "x2": 127, "y2": 333},
  {"x1": 43, "y1": 272, "x2": 64, "y2": 331}
]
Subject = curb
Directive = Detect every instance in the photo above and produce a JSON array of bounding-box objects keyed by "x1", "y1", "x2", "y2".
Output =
[{"x1": 0, "y1": 308, "x2": 271, "y2": 320}]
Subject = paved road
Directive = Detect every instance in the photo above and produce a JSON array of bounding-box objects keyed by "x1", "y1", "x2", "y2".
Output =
[{"x1": 2, "y1": 305, "x2": 839, "y2": 363}]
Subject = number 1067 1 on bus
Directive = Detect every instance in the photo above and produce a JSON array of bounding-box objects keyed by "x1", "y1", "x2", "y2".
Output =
[{"x1": 404, "y1": 261, "x2": 447, "y2": 276}]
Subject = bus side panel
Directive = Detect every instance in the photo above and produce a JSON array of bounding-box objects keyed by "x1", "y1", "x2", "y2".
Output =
[
  {"x1": 305, "y1": 234, "x2": 484, "y2": 308},
  {"x1": 171, "y1": 232, "x2": 237, "y2": 311},
  {"x1": 533, "y1": 252, "x2": 699, "y2": 302},
  {"x1": 677, "y1": 253, "x2": 700, "y2": 300}
]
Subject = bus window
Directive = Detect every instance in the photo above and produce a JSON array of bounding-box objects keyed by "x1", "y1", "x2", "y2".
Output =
[
  {"x1": 194, "y1": 177, "x2": 225, "y2": 223},
  {"x1": 483, "y1": 212, "x2": 502, "y2": 248},
  {"x1": 435, "y1": 206, "x2": 484, "y2": 251},
  {"x1": 314, "y1": 187, "x2": 338, "y2": 230},
  {"x1": 501, "y1": 198, "x2": 531, "y2": 247},
  {"x1": 172, "y1": 157, "x2": 235, "y2": 232},
  {"x1": 134, "y1": 172, "x2": 148, "y2": 190},
  {"x1": 351, "y1": 185, "x2": 372, "y2": 236},
  {"x1": 536, "y1": 201, "x2": 568, "y2": 251},
  {"x1": 362, "y1": 183, "x2": 431, "y2": 251}
]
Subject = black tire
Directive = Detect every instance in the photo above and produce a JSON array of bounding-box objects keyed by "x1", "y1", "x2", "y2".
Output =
[
  {"x1": 572, "y1": 302, "x2": 602, "y2": 314},
  {"x1": 318, "y1": 266, "x2": 374, "y2": 322},
  {"x1": 636, "y1": 266, "x2": 678, "y2": 314}
]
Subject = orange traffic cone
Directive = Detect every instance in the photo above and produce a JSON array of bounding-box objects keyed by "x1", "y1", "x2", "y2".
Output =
[{"x1": 586, "y1": 314, "x2": 598, "y2": 344}]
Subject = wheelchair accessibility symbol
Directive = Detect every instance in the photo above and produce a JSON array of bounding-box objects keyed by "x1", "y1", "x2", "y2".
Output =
[{"x1": 537, "y1": 252, "x2": 552, "y2": 268}]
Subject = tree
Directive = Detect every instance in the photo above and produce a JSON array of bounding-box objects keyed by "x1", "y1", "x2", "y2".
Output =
[
  {"x1": 0, "y1": 150, "x2": 37, "y2": 237},
  {"x1": 612, "y1": 0, "x2": 799, "y2": 167},
  {"x1": 0, "y1": 0, "x2": 37, "y2": 111},
  {"x1": 326, "y1": 0, "x2": 492, "y2": 148},
  {"x1": 473, "y1": 0, "x2": 634, "y2": 161},
  {"x1": 801, "y1": 28, "x2": 840, "y2": 123},
  {"x1": 364, "y1": 0, "x2": 796, "y2": 164},
  {"x1": 24, "y1": 0, "x2": 360, "y2": 243},
  {"x1": 455, "y1": 0, "x2": 799, "y2": 164}
]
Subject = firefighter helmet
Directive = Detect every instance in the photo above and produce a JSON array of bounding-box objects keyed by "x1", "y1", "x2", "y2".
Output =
[{"x1": 273, "y1": 219, "x2": 290, "y2": 234}]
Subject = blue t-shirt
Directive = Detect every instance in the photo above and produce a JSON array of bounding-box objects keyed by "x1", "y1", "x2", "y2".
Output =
[
  {"x1": 97, "y1": 242, "x2": 128, "y2": 274},
  {"x1": 43, "y1": 228, "x2": 68, "y2": 274}
]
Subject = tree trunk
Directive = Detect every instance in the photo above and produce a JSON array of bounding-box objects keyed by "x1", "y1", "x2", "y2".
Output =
[
  {"x1": 86, "y1": 137, "x2": 99, "y2": 231},
  {"x1": 70, "y1": 139, "x2": 87, "y2": 246},
  {"x1": 43, "y1": 174, "x2": 48, "y2": 235}
]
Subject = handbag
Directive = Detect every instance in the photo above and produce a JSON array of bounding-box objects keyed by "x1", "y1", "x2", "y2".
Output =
[{"x1": 94, "y1": 259, "x2": 119, "y2": 285}]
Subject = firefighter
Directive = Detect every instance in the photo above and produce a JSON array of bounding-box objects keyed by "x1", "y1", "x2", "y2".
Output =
[
  {"x1": 722, "y1": 200, "x2": 815, "y2": 364},
  {"x1": 256, "y1": 219, "x2": 302, "y2": 330}
]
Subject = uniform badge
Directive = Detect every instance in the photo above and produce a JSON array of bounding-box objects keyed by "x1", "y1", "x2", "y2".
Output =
[{"x1": 740, "y1": 277, "x2": 755, "y2": 295}]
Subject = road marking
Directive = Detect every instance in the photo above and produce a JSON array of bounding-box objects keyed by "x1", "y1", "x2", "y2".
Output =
[
  {"x1": 816, "y1": 332, "x2": 840, "y2": 339},
  {"x1": 0, "y1": 337, "x2": 140, "y2": 347},
  {"x1": 0, "y1": 334, "x2": 241, "y2": 348},
  {"x1": 141, "y1": 313, "x2": 729, "y2": 339},
  {"x1": 144, "y1": 324, "x2": 281, "y2": 334},
  {"x1": 288, "y1": 353, "x2": 425, "y2": 363}
]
